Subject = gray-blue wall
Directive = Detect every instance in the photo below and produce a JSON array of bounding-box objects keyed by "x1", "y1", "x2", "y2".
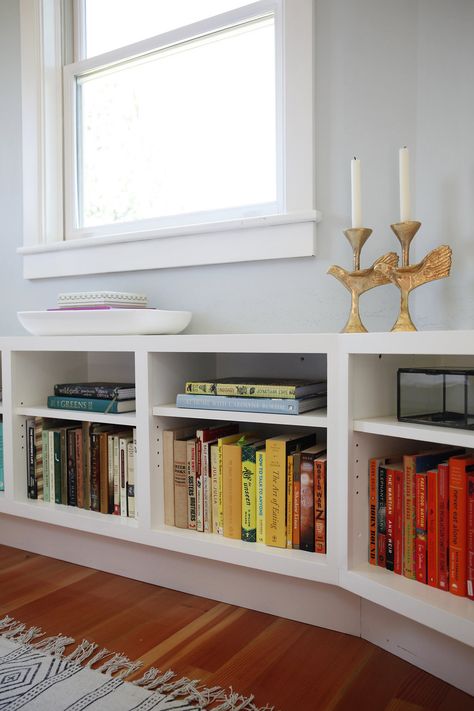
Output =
[{"x1": 1, "y1": 0, "x2": 473, "y2": 335}]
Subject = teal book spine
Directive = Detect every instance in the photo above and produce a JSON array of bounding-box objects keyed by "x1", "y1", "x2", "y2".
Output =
[{"x1": 47, "y1": 396, "x2": 134, "y2": 413}]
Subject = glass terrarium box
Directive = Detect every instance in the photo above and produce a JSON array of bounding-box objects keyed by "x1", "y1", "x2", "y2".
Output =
[{"x1": 397, "y1": 367, "x2": 474, "y2": 429}]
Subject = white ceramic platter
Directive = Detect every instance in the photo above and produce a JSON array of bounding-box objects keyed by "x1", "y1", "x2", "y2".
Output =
[{"x1": 17, "y1": 309, "x2": 192, "y2": 336}]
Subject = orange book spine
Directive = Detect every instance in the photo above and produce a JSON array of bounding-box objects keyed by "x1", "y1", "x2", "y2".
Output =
[
  {"x1": 415, "y1": 472, "x2": 427, "y2": 584},
  {"x1": 449, "y1": 456, "x2": 474, "y2": 596},
  {"x1": 427, "y1": 468, "x2": 439, "y2": 588},
  {"x1": 403, "y1": 455, "x2": 416, "y2": 579}
]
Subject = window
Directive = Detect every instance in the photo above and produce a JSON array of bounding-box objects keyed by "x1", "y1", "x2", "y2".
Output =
[{"x1": 19, "y1": 0, "x2": 317, "y2": 278}]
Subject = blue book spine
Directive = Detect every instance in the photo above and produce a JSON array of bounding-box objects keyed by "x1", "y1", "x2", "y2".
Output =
[{"x1": 176, "y1": 393, "x2": 325, "y2": 414}]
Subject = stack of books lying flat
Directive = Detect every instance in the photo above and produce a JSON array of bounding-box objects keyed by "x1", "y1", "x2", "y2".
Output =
[
  {"x1": 51, "y1": 291, "x2": 149, "y2": 310},
  {"x1": 47, "y1": 382, "x2": 136, "y2": 414},
  {"x1": 176, "y1": 377, "x2": 327, "y2": 415}
]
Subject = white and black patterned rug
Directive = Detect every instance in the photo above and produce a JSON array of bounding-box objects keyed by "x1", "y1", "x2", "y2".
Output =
[{"x1": 0, "y1": 617, "x2": 273, "y2": 711}]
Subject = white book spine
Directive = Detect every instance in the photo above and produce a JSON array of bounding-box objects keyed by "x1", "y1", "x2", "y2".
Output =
[
  {"x1": 119, "y1": 437, "x2": 130, "y2": 517},
  {"x1": 196, "y1": 440, "x2": 204, "y2": 532},
  {"x1": 127, "y1": 440, "x2": 135, "y2": 519},
  {"x1": 202, "y1": 442, "x2": 213, "y2": 533}
]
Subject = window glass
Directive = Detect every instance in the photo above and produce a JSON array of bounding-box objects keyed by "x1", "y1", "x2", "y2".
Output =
[
  {"x1": 77, "y1": 16, "x2": 276, "y2": 229},
  {"x1": 85, "y1": 0, "x2": 257, "y2": 57}
]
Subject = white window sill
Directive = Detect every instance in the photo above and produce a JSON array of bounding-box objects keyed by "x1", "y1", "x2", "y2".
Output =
[{"x1": 18, "y1": 211, "x2": 320, "y2": 279}]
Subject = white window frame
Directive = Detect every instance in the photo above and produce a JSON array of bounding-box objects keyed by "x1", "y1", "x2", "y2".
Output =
[{"x1": 18, "y1": 0, "x2": 319, "y2": 279}]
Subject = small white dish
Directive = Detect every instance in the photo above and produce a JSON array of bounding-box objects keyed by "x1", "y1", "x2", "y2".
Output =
[{"x1": 17, "y1": 309, "x2": 192, "y2": 336}]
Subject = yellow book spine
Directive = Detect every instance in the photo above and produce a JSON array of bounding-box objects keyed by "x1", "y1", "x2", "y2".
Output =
[
  {"x1": 185, "y1": 382, "x2": 216, "y2": 394},
  {"x1": 217, "y1": 433, "x2": 241, "y2": 535},
  {"x1": 222, "y1": 443, "x2": 242, "y2": 539},
  {"x1": 256, "y1": 450, "x2": 266, "y2": 543},
  {"x1": 216, "y1": 384, "x2": 296, "y2": 398},
  {"x1": 265, "y1": 439, "x2": 287, "y2": 548},
  {"x1": 287, "y1": 454, "x2": 293, "y2": 548}
]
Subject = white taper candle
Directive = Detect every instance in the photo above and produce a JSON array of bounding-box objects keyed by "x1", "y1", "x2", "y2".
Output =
[
  {"x1": 399, "y1": 146, "x2": 411, "y2": 222},
  {"x1": 351, "y1": 157, "x2": 362, "y2": 228}
]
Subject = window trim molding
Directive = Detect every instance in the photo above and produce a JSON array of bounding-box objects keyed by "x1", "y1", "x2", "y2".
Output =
[
  {"x1": 18, "y1": 210, "x2": 320, "y2": 278},
  {"x1": 19, "y1": 0, "x2": 317, "y2": 279}
]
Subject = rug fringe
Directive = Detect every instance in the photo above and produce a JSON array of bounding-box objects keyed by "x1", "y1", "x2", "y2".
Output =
[{"x1": 0, "y1": 615, "x2": 276, "y2": 710}]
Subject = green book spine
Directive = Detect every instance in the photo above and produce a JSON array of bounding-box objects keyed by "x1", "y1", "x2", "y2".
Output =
[
  {"x1": 53, "y1": 431, "x2": 61, "y2": 504},
  {"x1": 241, "y1": 444, "x2": 257, "y2": 542},
  {"x1": 42, "y1": 430, "x2": 50, "y2": 502},
  {"x1": 47, "y1": 396, "x2": 133, "y2": 413}
]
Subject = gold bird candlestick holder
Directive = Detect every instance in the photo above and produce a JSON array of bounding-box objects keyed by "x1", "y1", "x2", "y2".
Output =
[
  {"x1": 328, "y1": 227, "x2": 399, "y2": 333},
  {"x1": 374, "y1": 221, "x2": 452, "y2": 332}
]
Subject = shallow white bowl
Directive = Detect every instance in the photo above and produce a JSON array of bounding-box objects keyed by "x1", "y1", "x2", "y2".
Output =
[{"x1": 17, "y1": 309, "x2": 192, "y2": 336}]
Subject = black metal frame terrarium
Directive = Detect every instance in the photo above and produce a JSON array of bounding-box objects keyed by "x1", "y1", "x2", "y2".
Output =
[{"x1": 397, "y1": 367, "x2": 474, "y2": 429}]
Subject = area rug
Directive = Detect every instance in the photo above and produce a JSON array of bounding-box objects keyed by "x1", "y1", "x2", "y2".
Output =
[{"x1": 0, "y1": 616, "x2": 274, "y2": 710}]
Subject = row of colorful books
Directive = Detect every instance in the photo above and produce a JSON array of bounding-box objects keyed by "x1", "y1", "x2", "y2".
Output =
[
  {"x1": 369, "y1": 447, "x2": 474, "y2": 600},
  {"x1": 177, "y1": 377, "x2": 327, "y2": 416},
  {"x1": 46, "y1": 381, "x2": 136, "y2": 414},
  {"x1": 25, "y1": 417, "x2": 136, "y2": 518},
  {"x1": 165, "y1": 422, "x2": 327, "y2": 552}
]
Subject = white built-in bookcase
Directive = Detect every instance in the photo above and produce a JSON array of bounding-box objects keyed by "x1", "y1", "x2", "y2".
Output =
[{"x1": 0, "y1": 333, "x2": 473, "y2": 691}]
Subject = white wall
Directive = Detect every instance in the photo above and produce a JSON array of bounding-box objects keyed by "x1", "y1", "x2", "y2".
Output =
[{"x1": 0, "y1": 0, "x2": 473, "y2": 335}]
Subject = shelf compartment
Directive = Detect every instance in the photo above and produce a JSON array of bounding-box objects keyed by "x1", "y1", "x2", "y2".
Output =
[
  {"x1": 353, "y1": 415, "x2": 474, "y2": 448},
  {"x1": 16, "y1": 406, "x2": 137, "y2": 427},
  {"x1": 341, "y1": 564, "x2": 474, "y2": 648},
  {"x1": 154, "y1": 404, "x2": 327, "y2": 428}
]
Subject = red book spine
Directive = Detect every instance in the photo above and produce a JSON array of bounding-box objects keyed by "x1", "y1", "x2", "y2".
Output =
[
  {"x1": 393, "y1": 467, "x2": 404, "y2": 575},
  {"x1": 415, "y1": 472, "x2": 427, "y2": 584},
  {"x1": 467, "y1": 473, "x2": 474, "y2": 601},
  {"x1": 438, "y1": 462, "x2": 449, "y2": 591},
  {"x1": 386, "y1": 468, "x2": 395, "y2": 571},
  {"x1": 427, "y1": 468, "x2": 439, "y2": 588},
  {"x1": 449, "y1": 456, "x2": 474, "y2": 596},
  {"x1": 368, "y1": 458, "x2": 378, "y2": 565}
]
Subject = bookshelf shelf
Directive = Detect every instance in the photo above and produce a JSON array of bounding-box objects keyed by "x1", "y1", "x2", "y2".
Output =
[
  {"x1": 1, "y1": 331, "x2": 474, "y2": 692},
  {"x1": 341, "y1": 565, "x2": 474, "y2": 647},
  {"x1": 153, "y1": 404, "x2": 328, "y2": 428},
  {"x1": 15, "y1": 406, "x2": 137, "y2": 427},
  {"x1": 353, "y1": 415, "x2": 474, "y2": 449}
]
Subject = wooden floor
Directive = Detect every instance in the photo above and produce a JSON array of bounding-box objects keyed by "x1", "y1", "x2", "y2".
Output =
[{"x1": 0, "y1": 545, "x2": 472, "y2": 711}]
